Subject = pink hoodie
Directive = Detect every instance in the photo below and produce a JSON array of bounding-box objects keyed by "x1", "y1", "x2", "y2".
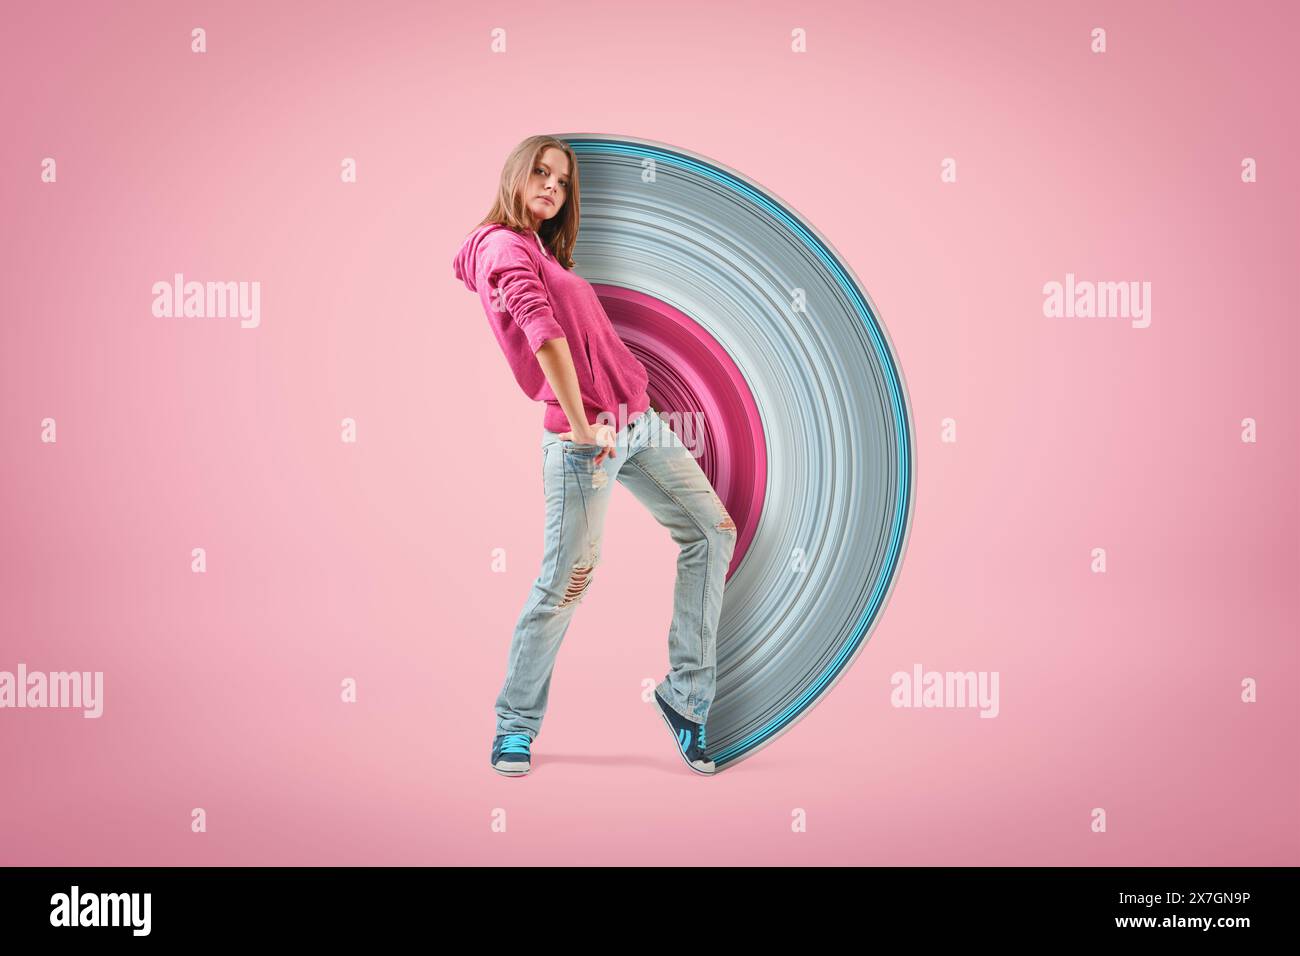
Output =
[{"x1": 453, "y1": 223, "x2": 651, "y2": 432}]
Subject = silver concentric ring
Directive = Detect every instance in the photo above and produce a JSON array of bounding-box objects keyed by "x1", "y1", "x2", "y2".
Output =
[{"x1": 561, "y1": 133, "x2": 916, "y2": 770}]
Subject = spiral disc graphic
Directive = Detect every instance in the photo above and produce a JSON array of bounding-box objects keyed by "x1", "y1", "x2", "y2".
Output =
[{"x1": 561, "y1": 134, "x2": 916, "y2": 770}]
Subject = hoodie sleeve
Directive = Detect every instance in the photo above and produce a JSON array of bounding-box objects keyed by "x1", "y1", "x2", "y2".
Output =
[{"x1": 479, "y1": 230, "x2": 566, "y2": 353}]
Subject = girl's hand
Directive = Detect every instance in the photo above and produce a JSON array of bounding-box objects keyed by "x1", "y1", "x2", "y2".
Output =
[{"x1": 558, "y1": 422, "x2": 619, "y2": 465}]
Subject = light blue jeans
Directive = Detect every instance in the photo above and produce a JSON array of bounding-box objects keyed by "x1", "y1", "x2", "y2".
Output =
[{"x1": 494, "y1": 407, "x2": 737, "y2": 741}]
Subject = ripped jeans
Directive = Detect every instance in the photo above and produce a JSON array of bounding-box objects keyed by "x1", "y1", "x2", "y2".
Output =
[{"x1": 494, "y1": 407, "x2": 737, "y2": 741}]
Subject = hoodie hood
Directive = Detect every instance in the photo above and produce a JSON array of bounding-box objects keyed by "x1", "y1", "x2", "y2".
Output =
[{"x1": 453, "y1": 222, "x2": 512, "y2": 294}]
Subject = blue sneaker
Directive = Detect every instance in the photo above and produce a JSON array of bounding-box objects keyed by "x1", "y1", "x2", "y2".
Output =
[
  {"x1": 654, "y1": 691, "x2": 716, "y2": 775},
  {"x1": 491, "y1": 733, "x2": 532, "y2": 775}
]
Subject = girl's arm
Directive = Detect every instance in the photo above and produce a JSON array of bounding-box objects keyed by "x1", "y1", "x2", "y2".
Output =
[
  {"x1": 536, "y1": 338, "x2": 600, "y2": 444},
  {"x1": 479, "y1": 229, "x2": 610, "y2": 449}
]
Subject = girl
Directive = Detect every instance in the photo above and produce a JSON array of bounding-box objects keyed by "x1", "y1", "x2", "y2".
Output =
[{"x1": 453, "y1": 135, "x2": 737, "y2": 776}]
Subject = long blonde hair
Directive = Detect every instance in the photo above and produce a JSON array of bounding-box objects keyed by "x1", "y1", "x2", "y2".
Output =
[{"x1": 475, "y1": 135, "x2": 581, "y2": 270}]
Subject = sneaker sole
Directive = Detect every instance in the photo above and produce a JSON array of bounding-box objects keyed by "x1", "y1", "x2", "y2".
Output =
[
  {"x1": 492, "y1": 761, "x2": 531, "y2": 776},
  {"x1": 657, "y1": 708, "x2": 716, "y2": 775}
]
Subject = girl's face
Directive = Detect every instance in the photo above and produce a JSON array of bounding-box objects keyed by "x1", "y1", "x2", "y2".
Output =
[{"x1": 524, "y1": 147, "x2": 570, "y2": 229}]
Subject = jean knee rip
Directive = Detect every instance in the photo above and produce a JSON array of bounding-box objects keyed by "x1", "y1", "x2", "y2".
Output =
[
  {"x1": 709, "y1": 489, "x2": 736, "y2": 533},
  {"x1": 553, "y1": 542, "x2": 598, "y2": 611}
]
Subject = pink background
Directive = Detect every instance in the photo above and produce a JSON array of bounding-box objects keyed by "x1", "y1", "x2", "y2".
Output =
[{"x1": 2, "y1": 0, "x2": 1296, "y2": 865}]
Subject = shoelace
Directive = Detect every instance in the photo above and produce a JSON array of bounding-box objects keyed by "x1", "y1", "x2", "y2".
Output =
[
  {"x1": 698, "y1": 724, "x2": 706, "y2": 751},
  {"x1": 499, "y1": 733, "x2": 531, "y2": 755}
]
